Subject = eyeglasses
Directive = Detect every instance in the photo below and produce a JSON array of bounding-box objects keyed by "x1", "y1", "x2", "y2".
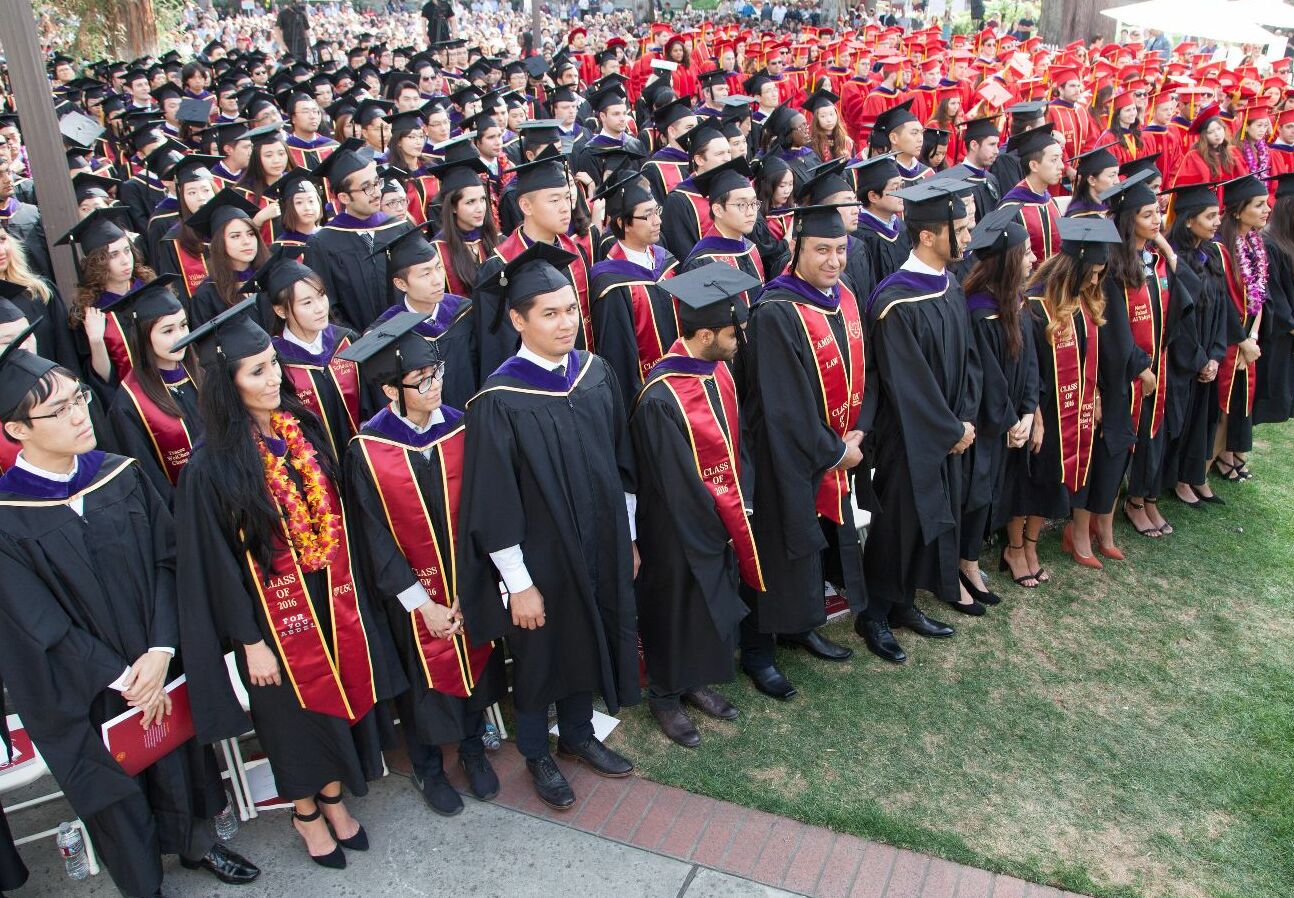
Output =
[
  {"x1": 401, "y1": 364, "x2": 446, "y2": 393},
  {"x1": 350, "y1": 178, "x2": 383, "y2": 196},
  {"x1": 728, "y1": 200, "x2": 762, "y2": 213},
  {"x1": 28, "y1": 386, "x2": 93, "y2": 422},
  {"x1": 631, "y1": 206, "x2": 664, "y2": 221}
]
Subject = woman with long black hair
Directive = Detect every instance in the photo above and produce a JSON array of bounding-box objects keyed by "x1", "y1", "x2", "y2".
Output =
[
  {"x1": 235, "y1": 125, "x2": 296, "y2": 242},
  {"x1": 175, "y1": 300, "x2": 404, "y2": 872},
  {"x1": 187, "y1": 189, "x2": 273, "y2": 327},
  {"x1": 959, "y1": 208, "x2": 1038, "y2": 598},
  {"x1": 1162, "y1": 185, "x2": 1229, "y2": 509},
  {"x1": 1095, "y1": 90, "x2": 1143, "y2": 165},
  {"x1": 153, "y1": 155, "x2": 216, "y2": 303},
  {"x1": 1254, "y1": 174, "x2": 1294, "y2": 427},
  {"x1": 106, "y1": 274, "x2": 203, "y2": 501},
  {"x1": 429, "y1": 158, "x2": 499, "y2": 297}
]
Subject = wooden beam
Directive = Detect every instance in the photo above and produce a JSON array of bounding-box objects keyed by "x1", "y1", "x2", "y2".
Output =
[{"x1": 0, "y1": 0, "x2": 81, "y2": 299}]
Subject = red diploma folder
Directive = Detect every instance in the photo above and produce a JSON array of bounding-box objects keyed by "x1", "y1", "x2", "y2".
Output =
[{"x1": 100, "y1": 676, "x2": 195, "y2": 776}]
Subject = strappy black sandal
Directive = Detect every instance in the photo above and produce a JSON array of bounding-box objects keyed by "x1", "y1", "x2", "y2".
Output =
[
  {"x1": 316, "y1": 790, "x2": 369, "y2": 851},
  {"x1": 1023, "y1": 534, "x2": 1050, "y2": 582},
  {"x1": 998, "y1": 543, "x2": 1039, "y2": 588},
  {"x1": 292, "y1": 805, "x2": 346, "y2": 869}
]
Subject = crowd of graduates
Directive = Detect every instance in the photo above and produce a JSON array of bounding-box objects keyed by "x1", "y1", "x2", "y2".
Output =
[{"x1": 0, "y1": 7, "x2": 1291, "y2": 897}]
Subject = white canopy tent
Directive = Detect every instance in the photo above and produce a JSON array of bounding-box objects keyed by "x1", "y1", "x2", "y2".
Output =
[
  {"x1": 1100, "y1": 0, "x2": 1280, "y2": 45},
  {"x1": 1227, "y1": 0, "x2": 1294, "y2": 28}
]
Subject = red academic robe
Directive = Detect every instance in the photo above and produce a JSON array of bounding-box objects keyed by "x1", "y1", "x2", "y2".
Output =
[{"x1": 1170, "y1": 146, "x2": 1248, "y2": 188}]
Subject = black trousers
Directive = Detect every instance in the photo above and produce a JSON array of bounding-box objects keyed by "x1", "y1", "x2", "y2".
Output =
[
  {"x1": 514, "y1": 692, "x2": 594, "y2": 759},
  {"x1": 403, "y1": 710, "x2": 486, "y2": 779}
]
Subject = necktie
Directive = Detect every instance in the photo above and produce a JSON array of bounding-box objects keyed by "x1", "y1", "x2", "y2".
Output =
[
  {"x1": 554, "y1": 364, "x2": 566, "y2": 377},
  {"x1": 360, "y1": 230, "x2": 373, "y2": 250}
]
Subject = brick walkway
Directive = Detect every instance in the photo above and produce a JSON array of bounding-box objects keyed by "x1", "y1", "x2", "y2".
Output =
[{"x1": 409, "y1": 744, "x2": 1095, "y2": 898}]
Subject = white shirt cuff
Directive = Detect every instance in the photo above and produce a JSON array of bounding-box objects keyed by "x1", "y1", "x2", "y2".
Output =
[
  {"x1": 625, "y1": 492, "x2": 637, "y2": 541},
  {"x1": 396, "y1": 580, "x2": 432, "y2": 613},
  {"x1": 148, "y1": 647, "x2": 175, "y2": 656},
  {"x1": 489, "y1": 544, "x2": 534, "y2": 594},
  {"x1": 108, "y1": 666, "x2": 133, "y2": 692}
]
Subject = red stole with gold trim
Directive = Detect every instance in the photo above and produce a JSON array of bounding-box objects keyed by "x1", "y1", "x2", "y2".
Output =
[
  {"x1": 103, "y1": 310, "x2": 134, "y2": 379},
  {"x1": 118, "y1": 370, "x2": 195, "y2": 485},
  {"x1": 1216, "y1": 249, "x2": 1257, "y2": 414},
  {"x1": 282, "y1": 334, "x2": 362, "y2": 452},
  {"x1": 0, "y1": 437, "x2": 17, "y2": 472},
  {"x1": 1125, "y1": 254, "x2": 1169, "y2": 438},
  {"x1": 173, "y1": 243, "x2": 208, "y2": 300},
  {"x1": 1039, "y1": 300, "x2": 1099, "y2": 492},
  {"x1": 606, "y1": 242, "x2": 680, "y2": 382},
  {"x1": 355, "y1": 428, "x2": 493, "y2": 698}
]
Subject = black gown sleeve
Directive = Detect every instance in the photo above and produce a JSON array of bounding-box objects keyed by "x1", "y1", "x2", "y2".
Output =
[{"x1": 590, "y1": 282, "x2": 646, "y2": 409}]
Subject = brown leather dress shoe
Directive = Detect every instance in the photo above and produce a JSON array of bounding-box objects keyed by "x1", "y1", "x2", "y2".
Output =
[
  {"x1": 649, "y1": 704, "x2": 701, "y2": 747},
  {"x1": 682, "y1": 686, "x2": 739, "y2": 720}
]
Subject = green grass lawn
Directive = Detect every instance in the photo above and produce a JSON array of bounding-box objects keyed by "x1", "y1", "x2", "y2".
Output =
[{"x1": 610, "y1": 421, "x2": 1294, "y2": 898}]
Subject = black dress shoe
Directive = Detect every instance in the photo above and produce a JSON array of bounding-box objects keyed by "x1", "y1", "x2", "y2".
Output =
[
  {"x1": 459, "y1": 752, "x2": 500, "y2": 801},
  {"x1": 890, "y1": 607, "x2": 954, "y2": 638},
  {"x1": 413, "y1": 770, "x2": 464, "y2": 816},
  {"x1": 781, "y1": 629, "x2": 853, "y2": 661},
  {"x1": 742, "y1": 664, "x2": 797, "y2": 700},
  {"x1": 947, "y1": 599, "x2": 986, "y2": 616},
  {"x1": 557, "y1": 736, "x2": 634, "y2": 777},
  {"x1": 315, "y1": 791, "x2": 368, "y2": 850},
  {"x1": 856, "y1": 619, "x2": 907, "y2": 663},
  {"x1": 181, "y1": 843, "x2": 261, "y2": 884},
  {"x1": 650, "y1": 703, "x2": 701, "y2": 747},
  {"x1": 682, "y1": 686, "x2": 739, "y2": 720},
  {"x1": 526, "y1": 754, "x2": 576, "y2": 809}
]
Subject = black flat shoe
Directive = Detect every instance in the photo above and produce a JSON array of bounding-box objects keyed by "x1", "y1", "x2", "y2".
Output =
[
  {"x1": 780, "y1": 628, "x2": 853, "y2": 661},
  {"x1": 526, "y1": 754, "x2": 575, "y2": 810},
  {"x1": 316, "y1": 790, "x2": 368, "y2": 850},
  {"x1": 180, "y1": 843, "x2": 261, "y2": 884},
  {"x1": 291, "y1": 807, "x2": 345, "y2": 870},
  {"x1": 459, "y1": 752, "x2": 500, "y2": 801},
  {"x1": 413, "y1": 770, "x2": 464, "y2": 816},
  {"x1": 742, "y1": 664, "x2": 797, "y2": 700},
  {"x1": 1174, "y1": 487, "x2": 1203, "y2": 508},
  {"x1": 948, "y1": 599, "x2": 986, "y2": 616},
  {"x1": 855, "y1": 619, "x2": 907, "y2": 664},
  {"x1": 557, "y1": 736, "x2": 633, "y2": 777},
  {"x1": 1193, "y1": 486, "x2": 1225, "y2": 505},
  {"x1": 889, "y1": 607, "x2": 954, "y2": 638},
  {"x1": 958, "y1": 569, "x2": 1000, "y2": 605}
]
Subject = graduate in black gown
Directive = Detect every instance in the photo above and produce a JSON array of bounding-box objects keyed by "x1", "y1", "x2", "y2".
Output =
[
  {"x1": 106, "y1": 276, "x2": 204, "y2": 502},
  {"x1": 1254, "y1": 174, "x2": 1294, "y2": 427},
  {"x1": 185, "y1": 188, "x2": 274, "y2": 329},
  {"x1": 849, "y1": 154, "x2": 912, "y2": 295},
  {"x1": 958, "y1": 208, "x2": 1039, "y2": 597},
  {"x1": 457, "y1": 243, "x2": 639, "y2": 811},
  {"x1": 861, "y1": 180, "x2": 981, "y2": 662},
  {"x1": 946, "y1": 116, "x2": 1004, "y2": 216},
  {"x1": 373, "y1": 224, "x2": 480, "y2": 409},
  {"x1": 630, "y1": 264, "x2": 760, "y2": 747},
  {"x1": 304, "y1": 143, "x2": 409, "y2": 332},
  {"x1": 0, "y1": 335, "x2": 258, "y2": 897},
  {"x1": 340, "y1": 313, "x2": 504, "y2": 817},
  {"x1": 660, "y1": 120, "x2": 733, "y2": 263},
  {"x1": 681, "y1": 159, "x2": 766, "y2": 303},
  {"x1": 744, "y1": 205, "x2": 867, "y2": 694},
  {"x1": 174, "y1": 301, "x2": 405, "y2": 871},
  {"x1": 796, "y1": 159, "x2": 873, "y2": 301}
]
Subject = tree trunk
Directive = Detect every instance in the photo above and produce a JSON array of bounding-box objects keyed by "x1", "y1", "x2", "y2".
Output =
[
  {"x1": 1038, "y1": 0, "x2": 1117, "y2": 46},
  {"x1": 115, "y1": 0, "x2": 157, "y2": 59}
]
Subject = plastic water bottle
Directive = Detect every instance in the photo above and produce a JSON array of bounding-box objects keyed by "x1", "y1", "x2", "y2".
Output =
[
  {"x1": 213, "y1": 791, "x2": 239, "y2": 841},
  {"x1": 482, "y1": 720, "x2": 501, "y2": 751},
  {"x1": 56, "y1": 821, "x2": 89, "y2": 880}
]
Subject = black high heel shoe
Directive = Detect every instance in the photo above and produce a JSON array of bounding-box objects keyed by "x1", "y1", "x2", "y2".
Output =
[
  {"x1": 958, "y1": 569, "x2": 1001, "y2": 604},
  {"x1": 997, "y1": 544, "x2": 1038, "y2": 588},
  {"x1": 316, "y1": 790, "x2": 369, "y2": 851},
  {"x1": 292, "y1": 806, "x2": 346, "y2": 869}
]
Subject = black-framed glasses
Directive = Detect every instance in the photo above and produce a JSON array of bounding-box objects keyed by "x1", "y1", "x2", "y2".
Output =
[
  {"x1": 401, "y1": 364, "x2": 446, "y2": 393},
  {"x1": 632, "y1": 206, "x2": 664, "y2": 221},
  {"x1": 350, "y1": 178, "x2": 383, "y2": 196},
  {"x1": 28, "y1": 386, "x2": 93, "y2": 422}
]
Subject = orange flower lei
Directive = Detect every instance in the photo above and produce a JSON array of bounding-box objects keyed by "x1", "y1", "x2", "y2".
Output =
[{"x1": 256, "y1": 411, "x2": 341, "y2": 572}]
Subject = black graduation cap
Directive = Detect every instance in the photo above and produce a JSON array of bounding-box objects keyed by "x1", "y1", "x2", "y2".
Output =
[
  {"x1": 753, "y1": 153, "x2": 791, "y2": 186},
  {"x1": 71, "y1": 171, "x2": 119, "y2": 202},
  {"x1": 692, "y1": 156, "x2": 753, "y2": 201},
  {"x1": 1098, "y1": 167, "x2": 1159, "y2": 215},
  {"x1": 177, "y1": 97, "x2": 213, "y2": 125},
  {"x1": 1160, "y1": 181, "x2": 1220, "y2": 216},
  {"x1": 966, "y1": 205, "x2": 1029, "y2": 256},
  {"x1": 640, "y1": 77, "x2": 676, "y2": 109},
  {"x1": 547, "y1": 86, "x2": 579, "y2": 106},
  {"x1": 923, "y1": 127, "x2": 951, "y2": 150},
  {"x1": 151, "y1": 82, "x2": 183, "y2": 105},
  {"x1": 510, "y1": 147, "x2": 569, "y2": 195},
  {"x1": 802, "y1": 87, "x2": 840, "y2": 114},
  {"x1": 465, "y1": 58, "x2": 493, "y2": 83},
  {"x1": 497, "y1": 241, "x2": 578, "y2": 310},
  {"x1": 142, "y1": 141, "x2": 186, "y2": 177},
  {"x1": 522, "y1": 56, "x2": 550, "y2": 80},
  {"x1": 243, "y1": 244, "x2": 315, "y2": 298},
  {"x1": 385, "y1": 109, "x2": 428, "y2": 136},
  {"x1": 1272, "y1": 172, "x2": 1294, "y2": 201},
  {"x1": 113, "y1": 274, "x2": 184, "y2": 321},
  {"x1": 459, "y1": 109, "x2": 500, "y2": 135},
  {"x1": 1006, "y1": 100, "x2": 1048, "y2": 119},
  {"x1": 165, "y1": 153, "x2": 221, "y2": 185},
  {"x1": 587, "y1": 141, "x2": 646, "y2": 172},
  {"x1": 678, "y1": 117, "x2": 726, "y2": 155},
  {"x1": 1071, "y1": 142, "x2": 1120, "y2": 175},
  {"x1": 590, "y1": 170, "x2": 654, "y2": 220},
  {"x1": 698, "y1": 69, "x2": 730, "y2": 91},
  {"x1": 377, "y1": 166, "x2": 407, "y2": 197},
  {"x1": 654, "y1": 96, "x2": 696, "y2": 131},
  {"x1": 55, "y1": 205, "x2": 132, "y2": 252},
  {"x1": 326, "y1": 96, "x2": 359, "y2": 121},
  {"x1": 169, "y1": 296, "x2": 270, "y2": 367},
  {"x1": 1009, "y1": 123, "x2": 1058, "y2": 157},
  {"x1": 433, "y1": 132, "x2": 478, "y2": 163},
  {"x1": 894, "y1": 177, "x2": 974, "y2": 223},
  {"x1": 352, "y1": 99, "x2": 394, "y2": 130},
  {"x1": 1058, "y1": 216, "x2": 1123, "y2": 264},
  {"x1": 660, "y1": 261, "x2": 762, "y2": 331},
  {"x1": 587, "y1": 82, "x2": 629, "y2": 113},
  {"x1": 371, "y1": 222, "x2": 437, "y2": 272},
  {"x1": 762, "y1": 104, "x2": 802, "y2": 141},
  {"x1": 743, "y1": 70, "x2": 774, "y2": 95},
  {"x1": 874, "y1": 98, "x2": 919, "y2": 135},
  {"x1": 517, "y1": 119, "x2": 563, "y2": 147},
  {"x1": 0, "y1": 321, "x2": 59, "y2": 419},
  {"x1": 790, "y1": 203, "x2": 855, "y2": 239},
  {"x1": 796, "y1": 157, "x2": 855, "y2": 205},
  {"x1": 849, "y1": 152, "x2": 901, "y2": 196},
  {"x1": 58, "y1": 111, "x2": 105, "y2": 149},
  {"x1": 502, "y1": 90, "x2": 529, "y2": 110},
  {"x1": 720, "y1": 95, "x2": 754, "y2": 123},
  {"x1": 338, "y1": 310, "x2": 439, "y2": 386},
  {"x1": 205, "y1": 120, "x2": 250, "y2": 149},
  {"x1": 1118, "y1": 154, "x2": 1162, "y2": 181},
  {"x1": 1220, "y1": 173, "x2": 1271, "y2": 210},
  {"x1": 242, "y1": 91, "x2": 280, "y2": 121},
  {"x1": 185, "y1": 188, "x2": 261, "y2": 242},
  {"x1": 273, "y1": 167, "x2": 321, "y2": 201},
  {"x1": 449, "y1": 84, "x2": 483, "y2": 109},
  {"x1": 429, "y1": 156, "x2": 489, "y2": 197},
  {"x1": 314, "y1": 139, "x2": 374, "y2": 191}
]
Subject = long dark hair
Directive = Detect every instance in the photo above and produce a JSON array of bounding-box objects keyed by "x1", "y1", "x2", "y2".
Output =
[
  {"x1": 1106, "y1": 203, "x2": 1147, "y2": 290},
  {"x1": 1192, "y1": 120, "x2": 1234, "y2": 179},
  {"x1": 1219, "y1": 195, "x2": 1261, "y2": 271},
  {"x1": 962, "y1": 241, "x2": 1029, "y2": 359},
  {"x1": 208, "y1": 217, "x2": 269, "y2": 311},
  {"x1": 123, "y1": 310, "x2": 203, "y2": 417},
  {"x1": 177, "y1": 184, "x2": 209, "y2": 257},
  {"x1": 1264, "y1": 193, "x2": 1294, "y2": 262},
  {"x1": 239, "y1": 137, "x2": 296, "y2": 202},
  {"x1": 194, "y1": 356, "x2": 336, "y2": 572},
  {"x1": 438, "y1": 183, "x2": 499, "y2": 291}
]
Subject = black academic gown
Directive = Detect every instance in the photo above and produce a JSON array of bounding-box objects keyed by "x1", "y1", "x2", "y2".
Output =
[
  {"x1": 4, "y1": 281, "x2": 78, "y2": 371},
  {"x1": 841, "y1": 234, "x2": 875, "y2": 301},
  {"x1": 107, "y1": 372, "x2": 202, "y2": 503},
  {"x1": 343, "y1": 411, "x2": 505, "y2": 747},
  {"x1": 630, "y1": 360, "x2": 748, "y2": 694},
  {"x1": 946, "y1": 162, "x2": 1002, "y2": 216},
  {"x1": 189, "y1": 277, "x2": 275, "y2": 331},
  {"x1": 371, "y1": 296, "x2": 480, "y2": 410},
  {"x1": 302, "y1": 213, "x2": 409, "y2": 333},
  {"x1": 589, "y1": 246, "x2": 680, "y2": 409},
  {"x1": 854, "y1": 213, "x2": 912, "y2": 289},
  {"x1": 864, "y1": 268, "x2": 979, "y2": 611},
  {"x1": 990, "y1": 150, "x2": 1023, "y2": 202},
  {"x1": 0, "y1": 454, "x2": 224, "y2": 898},
  {"x1": 273, "y1": 326, "x2": 366, "y2": 461},
  {"x1": 456, "y1": 351, "x2": 640, "y2": 714},
  {"x1": 1254, "y1": 237, "x2": 1294, "y2": 424},
  {"x1": 118, "y1": 174, "x2": 167, "y2": 237},
  {"x1": 175, "y1": 446, "x2": 406, "y2": 801},
  {"x1": 0, "y1": 200, "x2": 52, "y2": 279}
]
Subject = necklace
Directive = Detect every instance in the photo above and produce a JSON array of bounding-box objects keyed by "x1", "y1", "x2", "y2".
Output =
[{"x1": 256, "y1": 412, "x2": 340, "y2": 572}]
